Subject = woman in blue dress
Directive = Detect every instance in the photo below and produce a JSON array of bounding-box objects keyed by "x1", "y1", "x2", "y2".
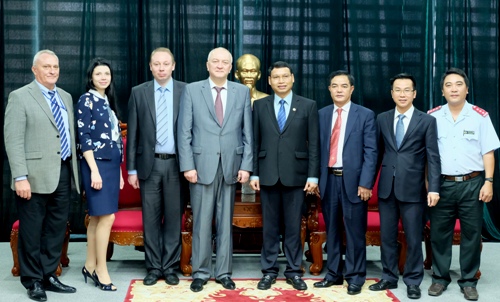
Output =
[{"x1": 77, "y1": 58, "x2": 123, "y2": 291}]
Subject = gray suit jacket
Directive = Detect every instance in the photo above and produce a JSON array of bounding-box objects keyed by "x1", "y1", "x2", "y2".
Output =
[
  {"x1": 126, "y1": 79, "x2": 186, "y2": 179},
  {"x1": 177, "y1": 79, "x2": 253, "y2": 185},
  {"x1": 4, "y1": 81, "x2": 80, "y2": 194}
]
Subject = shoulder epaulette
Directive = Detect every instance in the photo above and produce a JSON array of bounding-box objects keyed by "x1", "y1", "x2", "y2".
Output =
[
  {"x1": 472, "y1": 105, "x2": 489, "y2": 117},
  {"x1": 427, "y1": 106, "x2": 442, "y2": 114}
]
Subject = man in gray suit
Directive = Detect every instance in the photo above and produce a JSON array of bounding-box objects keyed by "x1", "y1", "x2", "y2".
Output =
[
  {"x1": 127, "y1": 47, "x2": 186, "y2": 286},
  {"x1": 4, "y1": 50, "x2": 80, "y2": 301},
  {"x1": 178, "y1": 47, "x2": 253, "y2": 292}
]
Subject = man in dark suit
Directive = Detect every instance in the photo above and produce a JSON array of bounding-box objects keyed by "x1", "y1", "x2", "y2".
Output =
[
  {"x1": 313, "y1": 70, "x2": 377, "y2": 295},
  {"x1": 4, "y1": 50, "x2": 80, "y2": 301},
  {"x1": 369, "y1": 73, "x2": 440, "y2": 299},
  {"x1": 127, "y1": 47, "x2": 186, "y2": 286},
  {"x1": 177, "y1": 47, "x2": 253, "y2": 293},
  {"x1": 250, "y1": 61, "x2": 319, "y2": 291}
]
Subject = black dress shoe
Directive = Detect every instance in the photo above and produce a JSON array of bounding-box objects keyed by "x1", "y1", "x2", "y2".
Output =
[
  {"x1": 164, "y1": 273, "x2": 179, "y2": 285},
  {"x1": 369, "y1": 279, "x2": 398, "y2": 291},
  {"x1": 407, "y1": 285, "x2": 421, "y2": 299},
  {"x1": 190, "y1": 278, "x2": 208, "y2": 292},
  {"x1": 143, "y1": 272, "x2": 160, "y2": 286},
  {"x1": 27, "y1": 281, "x2": 47, "y2": 302},
  {"x1": 313, "y1": 278, "x2": 343, "y2": 288},
  {"x1": 286, "y1": 276, "x2": 307, "y2": 290},
  {"x1": 44, "y1": 276, "x2": 76, "y2": 293},
  {"x1": 216, "y1": 276, "x2": 236, "y2": 290},
  {"x1": 347, "y1": 283, "x2": 362, "y2": 295},
  {"x1": 257, "y1": 275, "x2": 276, "y2": 290}
]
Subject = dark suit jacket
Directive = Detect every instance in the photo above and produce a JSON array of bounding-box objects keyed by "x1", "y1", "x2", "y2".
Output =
[
  {"x1": 376, "y1": 108, "x2": 440, "y2": 201},
  {"x1": 126, "y1": 79, "x2": 186, "y2": 179},
  {"x1": 252, "y1": 93, "x2": 319, "y2": 187},
  {"x1": 318, "y1": 102, "x2": 378, "y2": 203}
]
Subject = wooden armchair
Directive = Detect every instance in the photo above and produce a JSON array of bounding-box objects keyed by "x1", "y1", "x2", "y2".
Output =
[
  {"x1": 305, "y1": 172, "x2": 407, "y2": 275},
  {"x1": 84, "y1": 123, "x2": 144, "y2": 260},
  {"x1": 10, "y1": 220, "x2": 70, "y2": 276}
]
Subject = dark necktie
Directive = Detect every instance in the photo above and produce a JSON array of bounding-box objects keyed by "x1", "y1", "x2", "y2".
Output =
[
  {"x1": 328, "y1": 108, "x2": 342, "y2": 167},
  {"x1": 214, "y1": 86, "x2": 224, "y2": 125},
  {"x1": 48, "y1": 91, "x2": 69, "y2": 160},
  {"x1": 277, "y1": 99, "x2": 286, "y2": 132}
]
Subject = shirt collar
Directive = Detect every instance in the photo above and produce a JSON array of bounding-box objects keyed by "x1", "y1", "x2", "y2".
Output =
[
  {"x1": 334, "y1": 100, "x2": 351, "y2": 113},
  {"x1": 208, "y1": 78, "x2": 228, "y2": 90},
  {"x1": 35, "y1": 80, "x2": 57, "y2": 95},
  {"x1": 88, "y1": 89, "x2": 108, "y2": 102},
  {"x1": 274, "y1": 91, "x2": 293, "y2": 105},
  {"x1": 394, "y1": 105, "x2": 415, "y2": 120},
  {"x1": 154, "y1": 78, "x2": 173, "y2": 92}
]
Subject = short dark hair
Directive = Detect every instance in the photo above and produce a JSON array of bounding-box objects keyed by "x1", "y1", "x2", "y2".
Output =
[
  {"x1": 390, "y1": 73, "x2": 416, "y2": 90},
  {"x1": 440, "y1": 67, "x2": 470, "y2": 88},
  {"x1": 328, "y1": 70, "x2": 355, "y2": 86},
  {"x1": 268, "y1": 61, "x2": 293, "y2": 76},
  {"x1": 85, "y1": 57, "x2": 120, "y2": 119}
]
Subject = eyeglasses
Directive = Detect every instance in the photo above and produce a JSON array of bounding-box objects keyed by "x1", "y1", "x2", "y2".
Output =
[
  {"x1": 270, "y1": 74, "x2": 291, "y2": 81},
  {"x1": 392, "y1": 89, "x2": 414, "y2": 95}
]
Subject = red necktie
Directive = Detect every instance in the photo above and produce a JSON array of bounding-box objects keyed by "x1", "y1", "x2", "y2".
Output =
[
  {"x1": 214, "y1": 86, "x2": 224, "y2": 125},
  {"x1": 328, "y1": 108, "x2": 342, "y2": 167}
]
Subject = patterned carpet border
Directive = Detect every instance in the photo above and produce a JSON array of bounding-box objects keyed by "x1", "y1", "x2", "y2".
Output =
[{"x1": 124, "y1": 278, "x2": 400, "y2": 302}]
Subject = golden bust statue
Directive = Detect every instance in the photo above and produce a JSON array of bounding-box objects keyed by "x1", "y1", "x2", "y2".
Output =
[{"x1": 235, "y1": 54, "x2": 269, "y2": 106}]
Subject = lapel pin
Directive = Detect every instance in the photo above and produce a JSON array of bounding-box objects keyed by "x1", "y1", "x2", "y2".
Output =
[{"x1": 292, "y1": 108, "x2": 296, "y2": 111}]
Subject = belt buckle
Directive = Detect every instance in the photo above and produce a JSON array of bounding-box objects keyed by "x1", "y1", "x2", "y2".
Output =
[
  {"x1": 454, "y1": 176, "x2": 464, "y2": 182},
  {"x1": 333, "y1": 170, "x2": 342, "y2": 176}
]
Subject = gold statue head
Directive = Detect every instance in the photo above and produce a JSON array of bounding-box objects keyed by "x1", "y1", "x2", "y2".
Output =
[
  {"x1": 235, "y1": 54, "x2": 261, "y2": 87},
  {"x1": 235, "y1": 54, "x2": 268, "y2": 104}
]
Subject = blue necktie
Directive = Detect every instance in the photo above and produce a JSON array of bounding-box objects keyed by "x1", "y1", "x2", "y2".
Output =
[
  {"x1": 156, "y1": 87, "x2": 168, "y2": 145},
  {"x1": 395, "y1": 114, "x2": 405, "y2": 148},
  {"x1": 277, "y1": 99, "x2": 286, "y2": 132},
  {"x1": 48, "y1": 91, "x2": 69, "y2": 160}
]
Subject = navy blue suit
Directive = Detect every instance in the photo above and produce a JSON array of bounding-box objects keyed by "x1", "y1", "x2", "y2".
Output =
[
  {"x1": 376, "y1": 108, "x2": 440, "y2": 286},
  {"x1": 318, "y1": 102, "x2": 377, "y2": 286}
]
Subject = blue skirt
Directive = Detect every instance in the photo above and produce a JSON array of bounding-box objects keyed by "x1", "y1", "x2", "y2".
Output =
[{"x1": 81, "y1": 144, "x2": 120, "y2": 216}]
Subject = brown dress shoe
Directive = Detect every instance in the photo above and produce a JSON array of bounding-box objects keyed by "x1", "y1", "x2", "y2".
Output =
[
  {"x1": 428, "y1": 283, "x2": 447, "y2": 296},
  {"x1": 461, "y1": 287, "x2": 478, "y2": 301}
]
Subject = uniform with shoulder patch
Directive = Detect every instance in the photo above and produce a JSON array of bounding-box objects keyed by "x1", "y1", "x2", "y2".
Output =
[
  {"x1": 472, "y1": 105, "x2": 488, "y2": 117},
  {"x1": 427, "y1": 106, "x2": 442, "y2": 114}
]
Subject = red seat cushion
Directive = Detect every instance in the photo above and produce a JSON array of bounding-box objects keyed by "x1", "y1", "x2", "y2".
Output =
[
  {"x1": 111, "y1": 210, "x2": 143, "y2": 232},
  {"x1": 12, "y1": 220, "x2": 19, "y2": 230},
  {"x1": 317, "y1": 170, "x2": 382, "y2": 233},
  {"x1": 426, "y1": 219, "x2": 461, "y2": 233},
  {"x1": 317, "y1": 213, "x2": 326, "y2": 232},
  {"x1": 367, "y1": 170, "x2": 381, "y2": 207},
  {"x1": 367, "y1": 211, "x2": 403, "y2": 232},
  {"x1": 118, "y1": 137, "x2": 141, "y2": 208}
]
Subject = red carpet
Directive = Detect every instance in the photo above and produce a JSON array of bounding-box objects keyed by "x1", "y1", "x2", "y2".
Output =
[{"x1": 124, "y1": 278, "x2": 399, "y2": 302}]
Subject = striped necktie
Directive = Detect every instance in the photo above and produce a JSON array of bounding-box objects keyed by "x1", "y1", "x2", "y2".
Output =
[
  {"x1": 156, "y1": 87, "x2": 168, "y2": 145},
  {"x1": 277, "y1": 99, "x2": 286, "y2": 132},
  {"x1": 48, "y1": 91, "x2": 70, "y2": 160}
]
